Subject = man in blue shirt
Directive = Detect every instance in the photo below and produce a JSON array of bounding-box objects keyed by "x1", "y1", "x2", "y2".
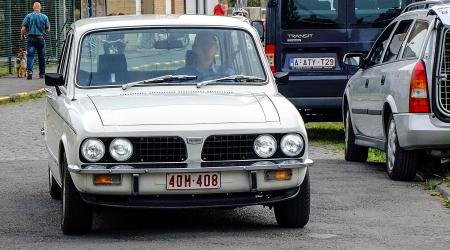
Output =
[
  {"x1": 176, "y1": 32, "x2": 234, "y2": 78},
  {"x1": 21, "y1": 1, "x2": 50, "y2": 80}
]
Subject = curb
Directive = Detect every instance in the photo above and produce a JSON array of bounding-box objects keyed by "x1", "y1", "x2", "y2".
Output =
[
  {"x1": 436, "y1": 184, "x2": 450, "y2": 199},
  {"x1": 0, "y1": 88, "x2": 46, "y2": 105}
]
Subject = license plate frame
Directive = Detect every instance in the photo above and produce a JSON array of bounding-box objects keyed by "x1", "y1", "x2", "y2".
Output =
[
  {"x1": 289, "y1": 57, "x2": 336, "y2": 69},
  {"x1": 166, "y1": 172, "x2": 221, "y2": 190}
]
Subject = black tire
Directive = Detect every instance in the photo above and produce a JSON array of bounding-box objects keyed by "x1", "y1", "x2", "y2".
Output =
[
  {"x1": 60, "y1": 154, "x2": 93, "y2": 235},
  {"x1": 344, "y1": 109, "x2": 368, "y2": 162},
  {"x1": 274, "y1": 169, "x2": 310, "y2": 228},
  {"x1": 48, "y1": 168, "x2": 61, "y2": 200},
  {"x1": 386, "y1": 115, "x2": 417, "y2": 181}
]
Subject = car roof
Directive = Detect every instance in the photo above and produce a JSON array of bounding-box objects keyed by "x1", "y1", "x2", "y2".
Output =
[{"x1": 71, "y1": 14, "x2": 253, "y2": 33}]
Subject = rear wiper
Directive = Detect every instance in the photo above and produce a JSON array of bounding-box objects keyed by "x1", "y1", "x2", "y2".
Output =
[
  {"x1": 196, "y1": 75, "x2": 265, "y2": 88},
  {"x1": 122, "y1": 75, "x2": 197, "y2": 90}
]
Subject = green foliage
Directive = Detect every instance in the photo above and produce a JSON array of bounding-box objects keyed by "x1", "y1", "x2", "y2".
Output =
[
  {"x1": 425, "y1": 179, "x2": 438, "y2": 191},
  {"x1": 228, "y1": 0, "x2": 262, "y2": 7},
  {"x1": 444, "y1": 197, "x2": 450, "y2": 208},
  {"x1": 368, "y1": 148, "x2": 386, "y2": 163}
]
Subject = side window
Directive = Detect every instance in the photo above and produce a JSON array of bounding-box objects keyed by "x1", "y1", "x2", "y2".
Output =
[
  {"x1": 383, "y1": 20, "x2": 413, "y2": 63},
  {"x1": 63, "y1": 34, "x2": 74, "y2": 86},
  {"x1": 59, "y1": 32, "x2": 73, "y2": 83},
  {"x1": 367, "y1": 23, "x2": 396, "y2": 67},
  {"x1": 402, "y1": 21, "x2": 429, "y2": 59},
  {"x1": 58, "y1": 33, "x2": 71, "y2": 75}
]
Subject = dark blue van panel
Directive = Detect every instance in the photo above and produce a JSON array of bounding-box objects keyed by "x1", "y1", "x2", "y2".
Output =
[{"x1": 266, "y1": 0, "x2": 411, "y2": 121}]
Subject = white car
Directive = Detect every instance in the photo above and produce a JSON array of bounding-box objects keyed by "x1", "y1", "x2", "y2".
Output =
[{"x1": 43, "y1": 14, "x2": 313, "y2": 234}]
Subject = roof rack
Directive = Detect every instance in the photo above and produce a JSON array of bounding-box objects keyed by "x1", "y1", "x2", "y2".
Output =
[{"x1": 401, "y1": 0, "x2": 448, "y2": 14}]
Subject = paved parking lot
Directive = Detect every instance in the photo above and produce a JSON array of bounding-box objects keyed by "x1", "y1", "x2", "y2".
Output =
[{"x1": 1, "y1": 99, "x2": 450, "y2": 249}]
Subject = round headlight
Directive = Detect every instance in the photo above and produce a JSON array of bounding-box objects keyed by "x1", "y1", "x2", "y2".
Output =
[
  {"x1": 81, "y1": 139, "x2": 105, "y2": 162},
  {"x1": 254, "y1": 135, "x2": 277, "y2": 158},
  {"x1": 281, "y1": 134, "x2": 304, "y2": 157},
  {"x1": 109, "y1": 138, "x2": 133, "y2": 162}
]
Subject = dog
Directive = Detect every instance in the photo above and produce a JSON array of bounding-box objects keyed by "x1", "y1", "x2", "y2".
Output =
[{"x1": 15, "y1": 48, "x2": 27, "y2": 78}]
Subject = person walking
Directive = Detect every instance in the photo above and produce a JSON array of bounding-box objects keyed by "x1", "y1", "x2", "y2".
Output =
[
  {"x1": 21, "y1": 1, "x2": 50, "y2": 79},
  {"x1": 213, "y1": 0, "x2": 228, "y2": 16}
]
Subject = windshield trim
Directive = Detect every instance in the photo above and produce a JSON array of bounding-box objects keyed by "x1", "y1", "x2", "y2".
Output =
[{"x1": 73, "y1": 26, "x2": 268, "y2": 89}]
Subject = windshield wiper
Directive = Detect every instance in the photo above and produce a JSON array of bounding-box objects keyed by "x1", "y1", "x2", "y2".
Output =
[
  {"x1": 122, "y1": 75, "x2": 197, "y2": 90},
  {"x1": 196, "y1": 75, "x2": 265, "y2": 88}
]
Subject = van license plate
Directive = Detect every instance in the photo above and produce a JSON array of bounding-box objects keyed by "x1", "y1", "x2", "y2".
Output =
[
  {"x1": 166, "y1": 172, "x2": 221, "y2": 190},
  {"x1": 290, "y1": 57, "x2": 336, "y2": 69}
]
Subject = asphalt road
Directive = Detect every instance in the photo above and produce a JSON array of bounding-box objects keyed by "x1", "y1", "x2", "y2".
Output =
[{"x1": 1, "y1": 99, "x2": 450, "y2": 249}]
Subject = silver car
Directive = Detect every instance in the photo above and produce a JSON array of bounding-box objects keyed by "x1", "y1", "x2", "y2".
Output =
[
  {"x1": 343, "y1": 1, "x2": 450, "y2": 181},
  {"x1": 43, "y1": 15, "x2": 313, "y2": 234}
]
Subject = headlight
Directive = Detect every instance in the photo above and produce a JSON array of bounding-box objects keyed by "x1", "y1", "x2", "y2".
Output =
[
  {"x1": 109, "y1": 138, "x2": 133, "y2": 162},
  {"x1": 280, "y1": 134, "x2": 304, "y2": 157},
  {"x1": 81, "y1": 139, "x2": 105, "y2": 162},
  {"x1": 254, "y1": 135, "x2": 277, "y2": 158}
]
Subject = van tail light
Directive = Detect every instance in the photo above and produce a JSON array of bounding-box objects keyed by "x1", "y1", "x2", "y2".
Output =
[
  {"x1": 265, "y1": 43, "x2": 276, "y2": 73},
  {"x1": 409, "y1": 60, "x2": 430, "y2": 113}
]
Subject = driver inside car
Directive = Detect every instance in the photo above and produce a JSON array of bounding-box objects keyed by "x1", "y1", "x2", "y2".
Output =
[{"x1": 176, "y1": 32, "x2": 234, "y2": 78}]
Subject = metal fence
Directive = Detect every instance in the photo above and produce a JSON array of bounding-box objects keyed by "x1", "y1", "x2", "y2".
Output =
[{"x1": 0, "y1": 0, "x2": 74, "y2": 73}]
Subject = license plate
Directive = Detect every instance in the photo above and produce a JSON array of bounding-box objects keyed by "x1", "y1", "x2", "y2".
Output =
[
  {"x1": 166, "y1": 172, "x2": 221, "y2": 190},
  {"x1": 290, "y1": 57, "x2": 336, "y2": 69}
]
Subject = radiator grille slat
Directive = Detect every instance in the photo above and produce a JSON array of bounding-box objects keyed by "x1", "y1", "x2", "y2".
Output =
[{"x1": 201, "y1": 135, "x2": 258, "y2": 161}]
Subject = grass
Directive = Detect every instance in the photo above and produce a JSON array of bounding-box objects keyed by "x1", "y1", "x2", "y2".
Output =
[
  {"x1": 305, "y1": 122, "x2": 386, "y2": 162},
  {"x1": 444, "y1": 197, "x2": 450, "y2": 208},
  {"x1": 0, "y1": 63, "x2": 57, "y2": 77},
  {"x1": 425, "y1": 179, "x2": 438, "y2": 191},
  {"x1": 0, "y1": 66, "x2": 10, "y2": 77},
  {"x1": 446, "y1": 174, "x2": 450, "y2": 187}
]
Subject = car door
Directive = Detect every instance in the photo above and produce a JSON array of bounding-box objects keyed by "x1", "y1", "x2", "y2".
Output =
[
  {"x1": 350, "y1": 22, "x2": 396, "y2": 137},
  {"x1": 45, "y1": 32, "x2": 74, "y2": 181}
]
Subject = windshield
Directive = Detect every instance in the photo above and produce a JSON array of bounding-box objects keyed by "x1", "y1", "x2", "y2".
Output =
[
  {"x1": 76, "y1": 28, "x2": 266, "y2": 87},
  {"x1": 281, "y1": 0, "x2": 406, "y2": 29},
  {"x1": 352, "y1": 0, "x2": 406, "y2": 28},
  {"x1": 282, "y1": 0, "x2": 344, "y2": 29}
]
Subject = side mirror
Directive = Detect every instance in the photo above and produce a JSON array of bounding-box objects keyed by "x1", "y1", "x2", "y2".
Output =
[
  {"x1": 45, "y1": 73, "x2": 64, "y2": 87},
  {"x1": 274, "y1": 72, "x2": 289, "y2": 85},
  {"x1": 251, "y1": 20, "x2": 265, "y2": 41},
  {"x1": 343, "y1": 53, "x2": 365, "y2": 68}
]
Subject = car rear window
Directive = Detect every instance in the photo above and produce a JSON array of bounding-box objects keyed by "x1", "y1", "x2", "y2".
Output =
[{"x1": 402, "y1": 21, "x2": 429, "y2": 59}]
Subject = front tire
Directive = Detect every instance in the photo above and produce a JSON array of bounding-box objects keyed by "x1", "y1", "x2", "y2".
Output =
[
  {"x1": 274, "y1": 169, "x2": 310, "y2": 228},
  {"x1": 60, "y1": 154, "x2": 93, "y2": 235},
  {"x1": 386, "y1": 115, "x2": 417, "y2": 181},
  {"x1": 344, "y1": 109, "x2": 368, "y2": 162},
  {"x1": 48, "y1": 168, "x2": 61, "y2": 200}
]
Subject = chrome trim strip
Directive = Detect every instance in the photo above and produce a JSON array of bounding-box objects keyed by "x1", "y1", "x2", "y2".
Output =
[{"x1": 68, "y1": 159, "x2": 313, "y2": 174}]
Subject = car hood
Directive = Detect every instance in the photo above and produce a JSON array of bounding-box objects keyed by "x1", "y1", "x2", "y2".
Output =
[{"x1": 88, "y1": 91, "x2": 280, "y2": 126}]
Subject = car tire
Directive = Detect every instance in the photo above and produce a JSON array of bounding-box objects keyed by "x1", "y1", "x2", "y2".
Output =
[
  {"x1": 274, "y1": 169, "x2": 310, "y2": 228},
  {"x1": 386, "y1": 115, "x2": 417, "y2": 181},
  {"x1": 48, "y1": 168, "x2": 61, "y2": 200},
  {"x1": 344, "y1": 110, "x2": 368, "y2": 162},
  {"x1": 60, "y1": 154, "x2": 93, "y2": 235}
]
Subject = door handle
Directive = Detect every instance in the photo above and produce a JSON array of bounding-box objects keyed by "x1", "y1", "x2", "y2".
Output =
[
  {"x1": 381, "y1": 75, "x2": 386, "y2": 85},
  {"x1": 365, "y1": 79, "x2": 369, "y2": 88}
]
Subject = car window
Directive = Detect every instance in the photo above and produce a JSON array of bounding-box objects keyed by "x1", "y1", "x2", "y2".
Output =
[
  {"x1": 366, "y1": 22, "x2": 396, "y2": 67},
  {"x1": 383, "y1": 20, "x2": 413, "y2": 63},
  {"x1": 58, "y1": 32, "x2": 72, "y2": 76},
  {"x1": 402, "y1": 20, "x2": 429, "y2": 59},
  {"x1": 76, "y1": 28, "x2": 266, "y2": 87}
]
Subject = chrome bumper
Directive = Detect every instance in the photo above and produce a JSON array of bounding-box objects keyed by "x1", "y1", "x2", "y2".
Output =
[{"x1": 68, "y1": 159, "x2": 313, "y2": 174}]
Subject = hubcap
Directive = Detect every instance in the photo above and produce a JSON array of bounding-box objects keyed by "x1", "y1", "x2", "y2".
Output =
[{"x1": 387, "y1": 120, "x2": 397, "y2": 172}]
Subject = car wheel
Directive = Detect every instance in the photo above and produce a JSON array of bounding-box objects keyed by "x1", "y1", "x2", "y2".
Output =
[
  {"x1": 48, "y1": 168, "x2": 61, "y2": 200},
  {"x1": 60, "y1": 154, "x2": 93, "y2": 235},
  {"x1": 386, "y1": 115, "x2": 417, "y2": 181},
  {"x1": 344, "y1": 110, "x2": 368, "y2": 162},
  {"x1": 274, "y1": 169, "x2": 310, "y2": 228}
]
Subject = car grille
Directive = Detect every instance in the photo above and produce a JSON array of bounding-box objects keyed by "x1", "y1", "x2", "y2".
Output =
[
  {"x1": 201, "y1": 135, "x2": 258, "y2": 161},
  {"x1": 439, "y1": 31, "x2": 450, "y2": 114},
  {"x1": 130, "y1": 137, "x2": 187, "y2": 162}
]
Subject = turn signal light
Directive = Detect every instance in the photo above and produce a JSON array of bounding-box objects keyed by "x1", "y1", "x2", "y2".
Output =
[
  {"x1": 265, "y1": 43, "x2": 276, "y2": 73},
  {"x1": 93, "y1": 174, "x2": 121, "y2": 185},
  {"x1": 409, "y1": 60, "x2": 430, "y2": 113},
  {"x1": 265, "y1": 169, "x2": 292, "y2": 181}
]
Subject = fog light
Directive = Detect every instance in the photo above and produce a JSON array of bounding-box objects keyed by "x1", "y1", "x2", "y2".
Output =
[
  {"x1": 265, "y1": 169, "x2": 292, "y2": 181},
  {"x1": 93, "y1": 174, "x2": 121, "y2": 185}
]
